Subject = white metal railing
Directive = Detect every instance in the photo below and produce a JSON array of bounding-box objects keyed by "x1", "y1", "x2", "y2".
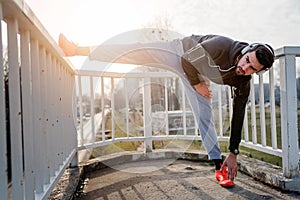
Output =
[
  {"x1": 76, "y1": 48, "x2": 300, "y2": 181},
  {"x1": 240, "y1": 47, "x2": 300, "y2": 178},
  {"x1": 0, "y1": 0, "x2": 77, "y2": 199},
  {"x1": 75, "y1": 70, "x2": 201, "y2": 152},
  {"x1": 276, "y1": 47, "x2": 300, "y2": 178},
  {"x1": 1, "y1": 0, "x2": 300, "y2": 199}
]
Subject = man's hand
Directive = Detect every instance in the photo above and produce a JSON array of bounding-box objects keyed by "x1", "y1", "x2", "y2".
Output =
[
  {"x1": 221, "y1": 153, "x2": 238, "y2": 181},
  {"x1": 193, "y1": 82, "x2": 212, "y2": 98}
]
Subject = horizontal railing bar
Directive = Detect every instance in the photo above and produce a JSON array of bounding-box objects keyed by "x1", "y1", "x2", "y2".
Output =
[
  {"x1": 275, "y1": 46, "x2": 300, "y2": 57},
  {"x1": 77, "y1": 135, "x2": 284, "y2": 158},
  {"x1": 77, "y1": 137, "x2": 146, "y2": 150},
  {"x1": 77, "y1": 136, "x2": 232, "y2": 152},
  {"x1": 240, "y1": 141, "x2": 283, "y2": 157}
]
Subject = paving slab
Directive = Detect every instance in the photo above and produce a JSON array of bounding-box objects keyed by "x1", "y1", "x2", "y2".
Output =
[{"x1": 76, "y1": 159, "x2": 300, "y2": 200}]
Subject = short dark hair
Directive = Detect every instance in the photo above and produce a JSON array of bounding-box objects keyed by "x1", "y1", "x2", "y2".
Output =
[{"x1": 250, "y1": 44, "x2": 275, "y2": 70}]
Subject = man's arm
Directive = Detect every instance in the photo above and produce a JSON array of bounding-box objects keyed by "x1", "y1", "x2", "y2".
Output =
[
  {"x1": 181, "y1": 55, "x2": 213, "y2": 99},
  {"x1": 222, "y1": 79, "x2": 250, "y2": 181},
  {"x1": 181, "y1": 56, "x2": 202, "y2": 86},
  {"x1": 229, "y1": 80, "x2": 251, "y2": 154}
]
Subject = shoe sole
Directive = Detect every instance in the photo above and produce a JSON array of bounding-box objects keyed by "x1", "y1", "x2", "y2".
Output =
[{"x1": 219, "y1": 179, "x2": 234, "y2": 187}]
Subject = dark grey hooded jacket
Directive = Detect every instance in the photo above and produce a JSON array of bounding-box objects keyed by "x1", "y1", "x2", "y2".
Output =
[{"x1": 181, "y1": 34, "x2": 251, "y2": 153}]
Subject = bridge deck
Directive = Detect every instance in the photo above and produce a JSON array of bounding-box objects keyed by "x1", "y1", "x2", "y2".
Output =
[{"x1": 75, "y1": 159, "x2": 300, "y2": 200}]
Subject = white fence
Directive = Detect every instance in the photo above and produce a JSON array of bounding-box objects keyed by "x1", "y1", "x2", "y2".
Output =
[
  {"x1": 0, "y1": 0, "x2": 77, "y2": 199},
  {"x1": 1, "y1": 0, "x2": 300, "y2": 199},
  {"x1": 76, "y1": 45, "x2": 300, "y2": 180},
  {"x1": 242, "y1": 46, "x2": 300, "y2": 178}
]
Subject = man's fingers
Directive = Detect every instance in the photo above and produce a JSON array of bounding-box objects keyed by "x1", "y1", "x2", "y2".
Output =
[
  {"x1": 194, "y1": 82, "x2": 213, "y2": 99},
  {"x1": 228, "y1": 171, "x2": 235, "y2": 180},
  {"x1": 203, "y1": 90, "x2": 212, "y2": 98},
  {"x1": 203, "y1": 94, "x2": 212, "y2": 99},
  {"x1": 228, "y1": 171, "x2": 233, "y2": 180},
  {"x1": 228, "y1": 168, "x2": 238, "y2": 180}
]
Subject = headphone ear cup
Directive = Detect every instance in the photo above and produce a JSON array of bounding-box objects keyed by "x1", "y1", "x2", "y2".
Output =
[{"x1": 241, "y1": 45, "x2": 250, "y2": 55}]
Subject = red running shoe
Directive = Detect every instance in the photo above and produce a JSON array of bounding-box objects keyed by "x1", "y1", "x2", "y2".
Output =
[{"x1": 215, "y1": 166, "x2": 234, "y2": 187}]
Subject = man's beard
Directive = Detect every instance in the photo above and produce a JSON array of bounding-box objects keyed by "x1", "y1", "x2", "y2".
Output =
[{"x1": 235, "y1": 66, "x2": 245, "y2": 75}]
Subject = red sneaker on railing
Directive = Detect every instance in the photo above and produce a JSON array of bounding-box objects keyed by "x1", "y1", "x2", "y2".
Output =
[{"x1": 215, "y1": 166, "x2": 234, "y2": 187}]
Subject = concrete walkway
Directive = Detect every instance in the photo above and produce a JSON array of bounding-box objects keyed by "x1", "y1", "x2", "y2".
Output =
[{"x1": 75, "y1": 153, "x2": 300, "y2": 200}]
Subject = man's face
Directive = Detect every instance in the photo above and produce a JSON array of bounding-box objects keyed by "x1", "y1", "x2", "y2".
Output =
[{"x1": 235, "y1": 51, "x2": 264, "y2": 76}]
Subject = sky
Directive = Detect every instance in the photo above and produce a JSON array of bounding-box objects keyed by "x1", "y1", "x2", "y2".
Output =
[
  {"x1": 25, "y1": 0, "x2": 300, "y2": 70},
  {"x1": 26, "y1": 0, "x2": 300, "y2": 46}
]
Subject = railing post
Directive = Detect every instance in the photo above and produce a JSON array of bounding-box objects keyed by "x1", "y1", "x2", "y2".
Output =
[
  {"x1": 31, "y1": 39, "x2": 43, "y2": 194},
  {"x1": 70, "y1": 73, "x2": 78, "y2": 168},
  {"x1": 269, "y1": 67, "x2": 278, "y2": 149},
  {"x1": 259, "y1": 74, "x2": 266, "y2": 146},
  {"x1": 20, "y1": 29, "x2": 35, "y2": 200},
  {"x1": 40, "y1": 46, "x2": 50, "y2": 186},
  {"x1": 279, "y1": 51, "x2": 299, "y2": 178},
  {"x1": 78, "y1": 75, "x2": 84, "y2": 145},
  {"x1": 143, "y1": 77, "x2": 152, "y2": 152},
  {"x1": 0, "y1": 3, "x2": 8, "y2": 200},
  {"x1": 7, "y1": 17, "x2": 25, "y2": 200},
  {"x1": 89, "y1": 76, "x2": 95, "y2": 140},
  {"x1": 250, "y1": 78, "x2": 257, "y2": 144}
]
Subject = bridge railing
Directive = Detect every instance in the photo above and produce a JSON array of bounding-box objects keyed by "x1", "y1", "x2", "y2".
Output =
[
  {"x1": 237, "y1": 46, "x2": 300, "y2": 179},
  {"x1": 75, "y1": 46, "x2": 300, "y2": 181},
  {"x1": 1, "y1": 0, "x2": 300, "y2": 199},
  {"x1": 0, "y1": 0, "x2": 77, "y2": 199}
]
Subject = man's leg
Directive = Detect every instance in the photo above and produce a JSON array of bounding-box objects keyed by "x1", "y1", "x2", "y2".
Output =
[
  {"x1": 179, "y1": 78, "x2": 221, "y2": 160},
  {"x1": 84, "y1": 38, "x2": 221, "y2": 157},
  {"x1": 59, "y1": 35, "x2": 221, "y2": 158},
  {"x1": 88, "y1": 39, "x2": 184, "y2": 71},
  {"x1": 59, "y1": 35, "x2": 233, "y2": 186}
]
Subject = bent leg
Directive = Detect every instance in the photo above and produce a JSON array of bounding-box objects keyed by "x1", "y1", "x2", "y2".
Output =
[
  {"x1": 181, "y1": 78, "x2": 222, "y2": 160},
  {"x1": 89, "y1": 39, "x2": 221, "y2": 160}
]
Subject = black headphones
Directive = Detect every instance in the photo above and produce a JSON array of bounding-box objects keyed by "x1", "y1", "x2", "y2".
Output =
[{"x1": 241, "y1": 43, "x2": 274, "y2": 75}]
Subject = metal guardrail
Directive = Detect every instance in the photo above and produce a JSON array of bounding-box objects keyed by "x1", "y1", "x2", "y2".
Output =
[
  {"x1": 0, "y1": 0, "x2": 77, "y2": 199},
  {"x1": 75, "y1": 47, "x2": 300, "y2": 180},
  {"x1": 1, "y1": 0, "x2": 300, "y2": 199}
]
